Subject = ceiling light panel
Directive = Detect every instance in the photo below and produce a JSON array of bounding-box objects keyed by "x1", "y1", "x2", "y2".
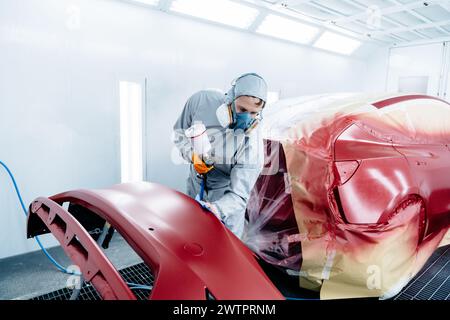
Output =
[
  {"x1": 170, "y1": 0, "x2": 260, "y2": 29},
  {"x1": 355, "y1": 0, "x2": 393, "y2": 9},
  {"x1": 256, "y1": 14, "x2": 320, "y2": 44},
  {"x1": 313, "y1": 31, "x2": 362, "y2": 55},
  {"x1": 132, "y1": 0, "x2": 160, "y2": 5}
]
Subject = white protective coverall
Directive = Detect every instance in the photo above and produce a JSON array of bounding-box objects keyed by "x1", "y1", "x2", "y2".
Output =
[{"x1": 172, "y1": 74, "x2": 267, "y2": 238}]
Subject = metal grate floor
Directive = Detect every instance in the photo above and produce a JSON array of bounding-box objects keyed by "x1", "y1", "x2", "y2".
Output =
[
  {"x1": 31, "y1": 263, "x2": 154, "y2": 300},
  {"x1": 394, "y1": 245, "x2": 450, "y2": 300},
  {"x1": 31, "y1": 245, "x2": 449, "y2": 300}
]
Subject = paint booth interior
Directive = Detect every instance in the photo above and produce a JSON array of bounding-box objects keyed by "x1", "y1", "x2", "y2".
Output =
[{"x1": 0, "y1": 0, "x2": 449, "y2": 301}]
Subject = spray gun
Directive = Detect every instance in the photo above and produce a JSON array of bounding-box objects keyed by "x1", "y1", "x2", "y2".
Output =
[
  {"x1": 183, "y1": 124, "x2": 224, "y2": 224},
  {"x1": 185, "y1": 123, "x2": 214, "y2": 201}
]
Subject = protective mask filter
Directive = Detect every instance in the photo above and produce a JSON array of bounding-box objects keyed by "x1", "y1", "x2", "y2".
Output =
[
  {"x1": 233, "y1": 112, "x2": 255, "y2": 131},
  {"x1": 216, "y1": 103, "x2": 233, "y2": 128}
]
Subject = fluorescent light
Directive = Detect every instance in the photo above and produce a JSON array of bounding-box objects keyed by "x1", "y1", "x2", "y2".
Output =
[
  {"x1": 120, "y1": 81, "x2": 144, "y2": 183},
  {"x1": 256, "y1": 14, "x2": 319, "y2": 44},
  {"x1": 131, "y1": 0, "x2": 160, "y2": 5},
  {"x1": 313, "y1": 31, "x2": 361, "y2": 55},
  {"x1": 170, "y1": 0, "x2": 259, "y2": 29}
]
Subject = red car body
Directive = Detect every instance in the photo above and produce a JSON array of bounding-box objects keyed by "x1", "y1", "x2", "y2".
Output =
[
  {"x1": 27, "y1": 182, "x2": 283, "y2": 300},
  {"x1": 27, "y1": 93, "x2": 450, "y2": 299},
  {"x1": 246, "y1": 93, "x2": 450, "y2": 298}
]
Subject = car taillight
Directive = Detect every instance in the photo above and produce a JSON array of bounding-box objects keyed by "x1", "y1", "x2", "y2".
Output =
[{"x1": 334, "y1": 160, "x2": 360, "y2": 185}]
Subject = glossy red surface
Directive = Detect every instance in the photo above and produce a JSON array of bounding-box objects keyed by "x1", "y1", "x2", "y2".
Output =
[
  {"x1": 246, "y1": 94, "x2": 450, "y2": 295},
  {"x1": 334, "y1": 123, "x2": 420, "y2": 224},
  {"x1": 372, "y1": 94, "x2": 450, "y2": 109},
  {"x1": 334, "y1": 95, "x2": 450, "y2": 230}
]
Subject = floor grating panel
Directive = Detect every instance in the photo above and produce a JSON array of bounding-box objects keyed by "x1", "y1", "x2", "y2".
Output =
[
  {"x1": 31, "y1": 263, "x2": 153, "y2": 300},
  {"x1": 394, "y1": 245, "x2": 450, "y2": 300},
  {"x1": 30, "y1": 245, "x2": 449, "y2": 300}
]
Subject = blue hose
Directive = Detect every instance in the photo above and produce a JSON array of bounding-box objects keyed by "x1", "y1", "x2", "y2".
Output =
[
  {"x1": 199, "y1": 177, "x2": 205, "y2": 201},
  {"x1": 129, "y1": 286, "x2": 152, "y2": 291},
  {"x1": 0, "y1": 160, "x2": 78, "y2": 275},
  {"x1": 0, "y1": 160, "x2": 27, "y2": 214},
  {"x1": 285, "y1": 296, "x2": 319, "y2": 300}
]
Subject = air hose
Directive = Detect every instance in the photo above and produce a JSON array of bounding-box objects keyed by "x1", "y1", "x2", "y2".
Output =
[
  {"x1": 0, "y1": 161, "x2": 153, "y2": 299},
  {"x1": 1, "y1": 160, "x2": 154, "y2": 297},
  {"x1": 0, "y1": 160, "x2": 78, "y2": 275}
]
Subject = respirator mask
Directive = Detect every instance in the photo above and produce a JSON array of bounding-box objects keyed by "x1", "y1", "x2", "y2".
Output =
[{"x1": 216, "y1": 102, "x2": 263, "y2": 133}]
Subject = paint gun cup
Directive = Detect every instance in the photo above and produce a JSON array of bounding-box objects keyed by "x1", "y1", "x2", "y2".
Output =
[{"x1": 185, "y1": 123, "x2": 213, "y2": 165}]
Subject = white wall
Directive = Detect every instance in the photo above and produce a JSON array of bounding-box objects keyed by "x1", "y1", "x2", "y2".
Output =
[
  {"x1": 362, "y1": 46, "x2": 390, "y2": 93},
  {"x1": 387, "y1": 43, "x2": 445, "y2": 97},
  {"x1": 0, "y1": 0, "x2": 379, "y2": 259}
]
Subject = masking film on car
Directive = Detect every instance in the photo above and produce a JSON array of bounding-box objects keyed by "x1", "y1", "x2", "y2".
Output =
[{"x1": 244, "y1": 93, "x2": 450, "y2": 299}]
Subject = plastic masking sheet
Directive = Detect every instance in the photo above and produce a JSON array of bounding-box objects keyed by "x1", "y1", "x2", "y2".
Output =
[{"x1": 244, "y1": 93, "x2": 450, "y2": 299}]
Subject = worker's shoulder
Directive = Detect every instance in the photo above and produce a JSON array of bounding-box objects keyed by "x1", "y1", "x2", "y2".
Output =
[{"x1": 188, "y1": 89, "x2": 226, "y2": 104}]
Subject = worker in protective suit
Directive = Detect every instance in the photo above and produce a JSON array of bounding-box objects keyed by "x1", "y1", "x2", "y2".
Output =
[{"x1": 172, "y1": 73, "x2": 268, "y2": 239}]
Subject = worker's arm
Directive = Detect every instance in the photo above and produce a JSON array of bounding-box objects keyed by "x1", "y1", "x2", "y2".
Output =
[
  {"x1": 210, "y1": 130, "x2": 265, "y2": 238},
  {"x1": 172, "y1": 92, "x2": 202, "y2": 163}
]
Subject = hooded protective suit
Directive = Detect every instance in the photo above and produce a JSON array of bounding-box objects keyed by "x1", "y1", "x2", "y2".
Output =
[{"x1": 172, "y1": 73, "x2": 267, "y2": 238}]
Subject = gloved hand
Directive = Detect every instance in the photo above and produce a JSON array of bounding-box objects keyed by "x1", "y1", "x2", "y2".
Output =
[
  {"x1": 192, "y1": 152, "x2": 214, "y2": 175},
  {"x1": 195, "y1": 195, "x2": 224, "y2": 223}
]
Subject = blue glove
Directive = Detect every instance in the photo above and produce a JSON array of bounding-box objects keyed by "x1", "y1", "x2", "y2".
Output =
[
  {"x1": 194, "y1": 196, "x2": 225, "y2": 224},
  {"x1": 195, "y1": 194, "x2": 210, "y2": 210}
]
